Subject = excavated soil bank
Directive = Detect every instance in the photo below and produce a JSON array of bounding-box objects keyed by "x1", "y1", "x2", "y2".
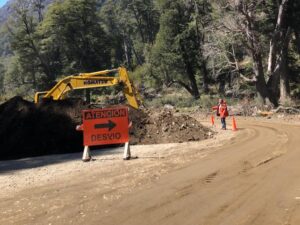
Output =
[
  {"x1": 0, "y1": 96, "x2": 212, "y2": 160},
  {"x1": 129, "y1": 109, "x2": 211, "y2": 144},
  {"x1": 0, "y1": 97, "x2": 84, "y2": 160}
]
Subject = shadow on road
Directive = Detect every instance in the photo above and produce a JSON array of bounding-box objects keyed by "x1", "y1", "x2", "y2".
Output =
[{"x1": 0, "y1": 145, "x2": 124, "y2": 174}]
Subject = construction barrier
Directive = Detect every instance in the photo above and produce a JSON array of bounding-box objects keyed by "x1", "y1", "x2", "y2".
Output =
[{"x1": 77, "y1": 106, "x2": 132, "y2": 162}]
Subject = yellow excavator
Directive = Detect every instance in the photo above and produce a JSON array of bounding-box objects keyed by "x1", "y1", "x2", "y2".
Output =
[{"x1": 34, "y1": 67, "x2": 141, "y2": 109}]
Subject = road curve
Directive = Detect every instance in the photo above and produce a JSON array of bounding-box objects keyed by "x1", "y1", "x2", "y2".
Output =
[
  {"x1": 97, "y1": 119, "x2": 300, "y2": 225},
  {"x1": 1, "y1": 119, "x2": 300, "y2": 225}
]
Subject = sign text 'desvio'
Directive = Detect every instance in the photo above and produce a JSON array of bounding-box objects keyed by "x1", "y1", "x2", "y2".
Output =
[{"x1": 82, "y1": 107, "x2": 129, "y2": 146}]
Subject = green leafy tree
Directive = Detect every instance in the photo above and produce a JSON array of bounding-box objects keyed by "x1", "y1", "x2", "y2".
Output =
[
  {"x1": 100, "y1": 0, "x2": 159, "y2": 69},
  {"x1": 39, "y1": 0, "x2": 112, "y2": 74},
  {"x1": 212, "y1": 0, "x2": 300, "y2": 106},
  {"x1": 8, "y1": 0, "x2": 52, "y2": 90},
  {"x1": 150, "y1": 0, "x2": 208, "y2": 99}
]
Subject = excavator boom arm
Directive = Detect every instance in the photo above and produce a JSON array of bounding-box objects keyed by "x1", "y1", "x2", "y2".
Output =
[{"x1": 34, "y1": 67, "x2": 140, "y2": 109}]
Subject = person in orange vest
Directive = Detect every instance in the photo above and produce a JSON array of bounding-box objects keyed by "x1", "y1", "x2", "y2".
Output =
[
  {"x1": 212, "y1": 99, "x2": 229, "y2": 130},
  {"x1": 212, "y1": 98, "x2": 222, "y2": 117},
  {"x1": 219, "y1": 100, "x2": 229, "y2": 129}
]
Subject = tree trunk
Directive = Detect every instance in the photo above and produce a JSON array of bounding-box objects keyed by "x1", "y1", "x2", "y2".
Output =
[
  {"x1": 279, "y1": 29, "x2": 292, "y2": 105},
  {"x1": 193, "y1": 0, "x2": 209, "y2": 95},
  {"x1": 267, "y1": 66, "x2": 280, "y2": 100},
  {"x1": 267, "y1": 0, "x2": 289, "y2": 74},
  {"x1": 279, "y1": 63, "x2": 290, "y2": 105},
  {"x1": 185, "y1": 62, "x2": 200, "y2": 99},
  {"x1": 218, "y1": 73, "x2": 226, "y2": 95},
  {"x1": 253, "y1": 53, "x2": 278, "y2": 106},
  {"x1": 267, "y1": 40, "x2": 277, "y2": 74},
  {"x1": 267, "y1": 28, "x2": 292, "y2": 105},
  {"x1": 131, "y1": 5, "x2": 145, "y2": 43},
  {"x1": 201, "y1": 60, "x2": 209, "y2": 94},
  {"x1": 85, "y1": 89, "x2": 91, "y2": 104},
  {"x1": 179, "y1": 31, "x2": 200, "y2": 99},
  {"x1": 266, "y1": 0, "x2": 291, "y2": 103},
  {"x1": 236, "y1": 2, "x2": 276, "y2": 106},
  {"x1": 123, "y1": 39, "x2": 132, "y2": 70},
  {"x1": 246, "y1": 25, "x2": 277, "y2": 105}
]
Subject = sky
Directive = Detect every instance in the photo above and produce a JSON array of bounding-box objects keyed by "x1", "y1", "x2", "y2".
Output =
[{"x1": 0, "y1": 0, "x2": 8, "y2": 8}]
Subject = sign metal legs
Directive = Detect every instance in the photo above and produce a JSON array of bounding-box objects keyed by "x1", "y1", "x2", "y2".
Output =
[
  {"x1": 123, "y1": 142, "x2": 131, "y2": 160},
  {"x1": 82, "y1": 143, "x2": 132, "y2": 162},
  {"x1": 82, "y1": 146, "x2": 91, "y2": 162}
]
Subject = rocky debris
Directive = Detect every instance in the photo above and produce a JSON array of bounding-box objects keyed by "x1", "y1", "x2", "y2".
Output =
[
  {"x1": 129, "y1": 109, "x2": 212, "y2": 145},
  {"x1": 272, "y1": 106, "x2": 300, "y2": 114},
  {"x1": 0, "y1": 96, "x2": 213, "y2": 160},
  {"x1": 141, "y1": 88, "x2": 159, "y2": 100},
  {"x1": 163, "y1": 104, "x2": 175, "y2": 110}
]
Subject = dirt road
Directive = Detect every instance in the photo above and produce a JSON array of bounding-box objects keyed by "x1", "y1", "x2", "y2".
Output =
[{"x1": 1, "y1": 118, "x2": 300, "y2": 225}]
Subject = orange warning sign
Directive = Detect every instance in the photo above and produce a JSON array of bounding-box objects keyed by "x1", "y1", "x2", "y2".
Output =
[{"x1": 82, "y1": 107, "x2": 129, "y2": 146}]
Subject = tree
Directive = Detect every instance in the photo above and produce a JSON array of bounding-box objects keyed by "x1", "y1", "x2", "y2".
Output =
[
  {"x1": 100, "y1": 0, "x2": 159, "y2": 69},
  {"x1": 213, "y1": 0, "x2": 298, "y2": 106},
  {"x1": 190, "y1": 0, "x2": 212, "y2": 93},
  {"x1": 150, "y1": 0, "x2": 208, "y2": 99},
  {"x1": 8, "y1": 0, "x2": 52, "y2": 90},
  {"x1": 39, "y1": 0, "x2": 111, "y2": 74},
  {"x1": 241, "y1": 1, "x2": 276, "y2": 104},
  {"x1": 266, "y1": 0, "x2": 292, "y2": 104}
]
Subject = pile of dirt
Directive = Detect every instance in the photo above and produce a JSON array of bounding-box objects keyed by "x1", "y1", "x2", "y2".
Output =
[
  {"x1": 0, "y1": 97, "x2": 86, "y2": 160},
  {"x1": 0, "y1": 96, "x2": 212, "y2": 160},
  {"x1": 129, "y1": 109, "x2": 212, "y2": 144}
]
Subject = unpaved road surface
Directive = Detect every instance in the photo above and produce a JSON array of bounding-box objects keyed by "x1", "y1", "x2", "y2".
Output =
[{"x1": 1, "y1": 118, "x2": 300, "y2": 225}]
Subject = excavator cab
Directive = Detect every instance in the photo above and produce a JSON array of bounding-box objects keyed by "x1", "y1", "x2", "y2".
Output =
[{"x1": 34, "y1": 67, "x2": 141, "y2": 109}]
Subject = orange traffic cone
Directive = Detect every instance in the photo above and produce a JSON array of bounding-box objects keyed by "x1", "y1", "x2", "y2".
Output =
[
  {"x1": 232, "y1": 116, "x2": 237, "y2": 131},
  {"x1": 211, "y1": 114, "x2": 215, "y2": 127}
]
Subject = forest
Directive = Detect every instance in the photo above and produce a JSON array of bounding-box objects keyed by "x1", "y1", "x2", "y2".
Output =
[{"x1": 0, "y1": 0, "x2": 299, "y2": 107}]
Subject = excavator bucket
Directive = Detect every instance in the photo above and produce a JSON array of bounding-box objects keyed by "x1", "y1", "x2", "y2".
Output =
[
  {"x1": 34, "y1": 91, "x2": 48, "y2": 103},
  {"x1": 118, "y1": 67, "x2": 140, "y2": 109}
]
